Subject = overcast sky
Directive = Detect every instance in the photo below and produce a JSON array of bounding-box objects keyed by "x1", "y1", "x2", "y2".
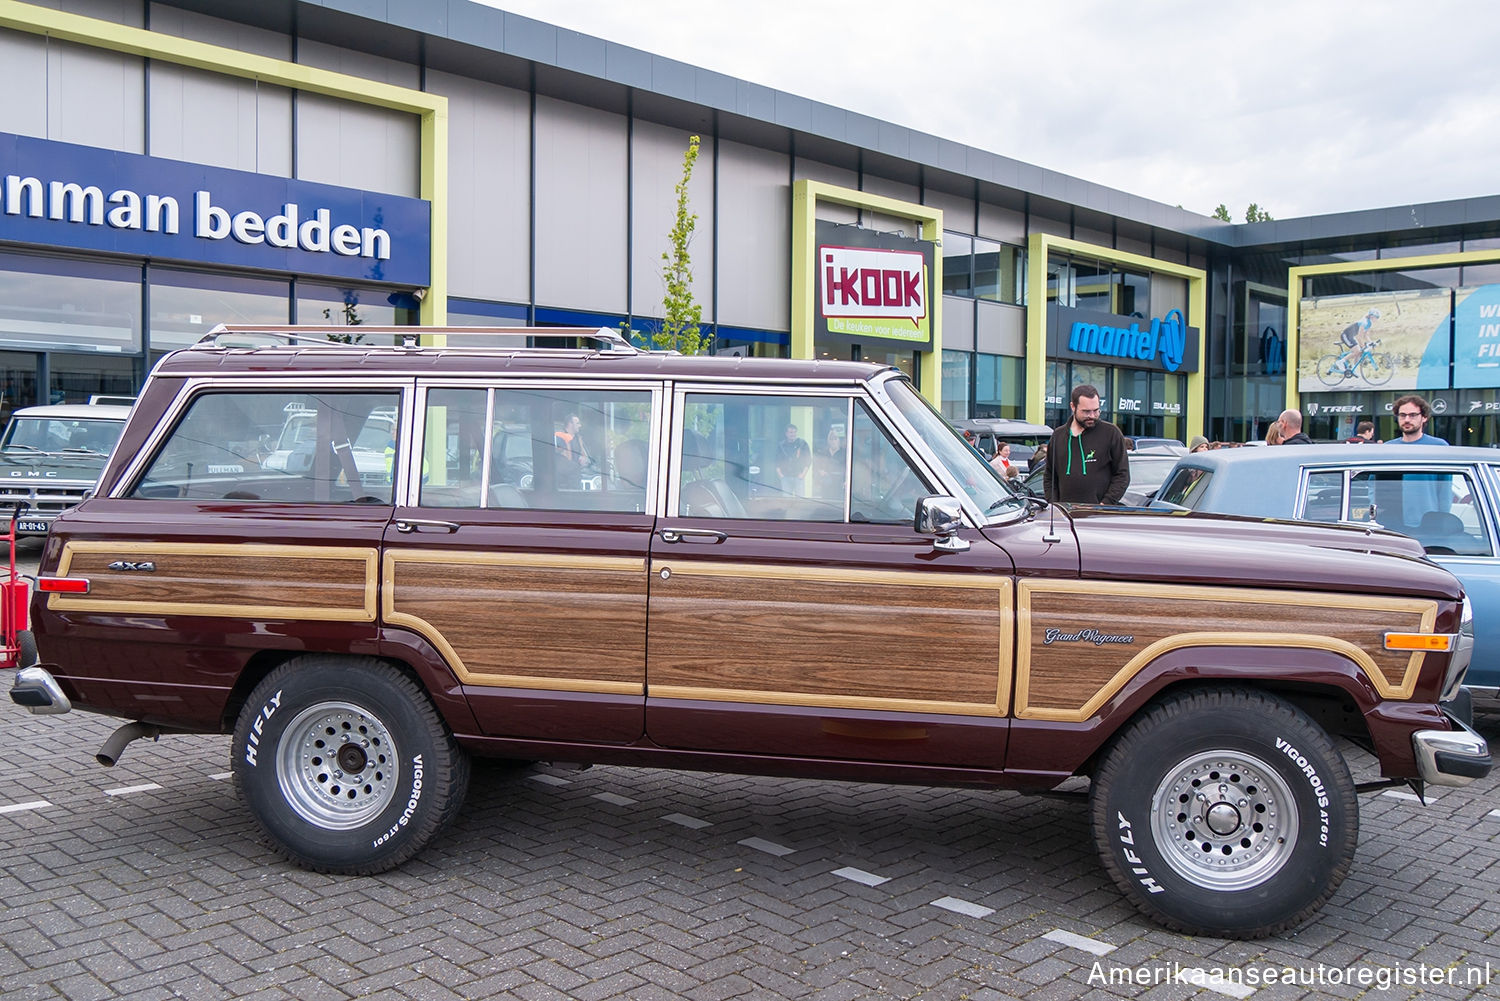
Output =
[{"x1": 482, "y1": 0, "x2": 1497, "y2": 222}]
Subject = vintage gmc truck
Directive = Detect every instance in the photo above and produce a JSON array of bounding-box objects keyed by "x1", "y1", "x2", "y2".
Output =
[{"x1": 10, "y1": 326, "x2": 1490, "y2": 938}]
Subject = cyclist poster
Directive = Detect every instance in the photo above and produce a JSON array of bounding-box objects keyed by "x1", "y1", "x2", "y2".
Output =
[{"x1": 1297, "y1": 288, "x2": 1451, "y2": 393}]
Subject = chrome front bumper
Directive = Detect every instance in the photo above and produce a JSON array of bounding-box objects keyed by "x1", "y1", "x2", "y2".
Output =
[
  {"x1": 1413, "y1": 710, "x2": 1491, "y2": 787},
  {"x1": 9, "y1": 664, "x2": 71, "y2": 714}
]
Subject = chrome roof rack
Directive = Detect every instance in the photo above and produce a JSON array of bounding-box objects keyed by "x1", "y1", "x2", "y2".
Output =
[{"x1": 193, "y1": 324, "x2": 638, "y2": 354}]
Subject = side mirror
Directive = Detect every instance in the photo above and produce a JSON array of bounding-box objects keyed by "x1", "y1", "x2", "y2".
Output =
[{"x1": 913, "y1": 495, "x2": 970, "y2": 553}]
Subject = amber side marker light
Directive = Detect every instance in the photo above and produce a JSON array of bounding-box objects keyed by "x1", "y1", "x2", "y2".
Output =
[
  {"x1": 37, "y1": 577, "x2": 90, "y2": 594},
  {"x1": 1384, "y1": 633, "x2": 1454, "y2": 651}
]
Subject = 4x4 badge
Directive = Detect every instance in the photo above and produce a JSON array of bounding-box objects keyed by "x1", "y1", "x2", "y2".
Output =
[{"x1": 106, "y1": 560, "x2": 156, "y2": 572}]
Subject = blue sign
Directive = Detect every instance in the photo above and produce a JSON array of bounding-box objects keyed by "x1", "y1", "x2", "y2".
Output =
[
  {"x1": 0, "y1": 131, "x2": 430, "y2": 286},
  {"x1": 1046, "y1": 304, "x2": 1200, "y2": 374}
]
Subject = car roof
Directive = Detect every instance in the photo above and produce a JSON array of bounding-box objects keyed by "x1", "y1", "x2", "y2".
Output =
[
  {"x1": 10, "y1": 404, "x2": 132, "y2": 421},
  {"x1": 952, "y1": 418, "x2": 1052, "y2": 434},
  {"x1": 1175, "y1": 442, "x2": 1499, "y2": 471}
]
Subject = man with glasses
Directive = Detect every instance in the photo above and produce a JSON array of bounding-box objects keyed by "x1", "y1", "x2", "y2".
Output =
[
  {"x1": 1044, "y1": 384, "x2": 1129, "y2": 505},
  {"x1": 1390, "y1": 395, "x2": 1448, "y2": 445}
]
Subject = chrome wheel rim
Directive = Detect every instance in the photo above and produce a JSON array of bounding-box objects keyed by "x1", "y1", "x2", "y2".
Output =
[
  {"x1": 276, "y1": 701, "x2": 400, "y2": 830},
  {"x1": 1150, "y1": 750, "x2": 1298, "y2": 890}
]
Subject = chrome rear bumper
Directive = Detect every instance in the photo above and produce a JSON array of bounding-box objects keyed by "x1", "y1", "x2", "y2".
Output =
[
  {"x1": 1413, "y1": 710, "x2": 1491, "y2": 787},
  {"x1": 9, "y1": 664, "x2": 71, "y2": 714}
]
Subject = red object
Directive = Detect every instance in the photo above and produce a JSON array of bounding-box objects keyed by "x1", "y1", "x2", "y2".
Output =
[{"x1": 0, "y1": 510, "x2": 30, "y2": 668}]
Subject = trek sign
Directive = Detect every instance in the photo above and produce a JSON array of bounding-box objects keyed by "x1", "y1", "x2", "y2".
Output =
[
  {"x1": 814, "y1": 220, "x2": 934, "y2": 349},
  {"x1": 1046, "y1": 304, "x2": 1200, "y2": 374}
]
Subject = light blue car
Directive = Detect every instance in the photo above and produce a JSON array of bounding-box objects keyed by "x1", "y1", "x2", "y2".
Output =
[{"x1": 1151, "y1": 443, "x2": 1499, "y2": 709}]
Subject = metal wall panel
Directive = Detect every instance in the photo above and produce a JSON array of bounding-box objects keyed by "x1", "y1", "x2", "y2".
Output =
[
  {"x1": 977, "y1": 300, "x2": 1025, "y2": 356},
  {"x1": 630, "y1": 120, "x2": 714, "y2": 319},
  {"x1": 427, "y1": 69, "x2": 530, "y2": 303},
  {"x1": 0, "y1": 30, "x2": 47, "y2": 138},
  {"x1": 978, "y1": 202, "x2": 1025, "y2": 243},
  {"x1": 296, "y1": 40, "x2": 420, "y2": 197},
  {"x1": 925, "y1": 188, "x2": 973, "y2": 233},
  {"x1": 795, "y1": 158, "x2": 859, "y2": 224},
  {"x1": 1151, "y1": 274, "x2": 1188, "y2": 315},
  {"x1": 147, "y1": 4, "x2": 292, "y2": 174},
  {"x1": 943, "y1": 295, "x2": 975, "y2": 351},
  {"x1": 534, "y1": 96, "x2": 628, "y2": 313},
  {"x1": 716, "y1": 139, "x2": 789, "y2": 331},
  {"x1": 47, "y1": 37, "x2": 145, "y2": 153}
]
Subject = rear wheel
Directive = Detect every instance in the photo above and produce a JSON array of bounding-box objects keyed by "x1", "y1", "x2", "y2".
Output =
[
  {"x1": 1090, "y1": 688, "x2": 1357, "y2": 938},
  {"x1": 232, "y1": 655, "x2": 470, "y2": 874}
]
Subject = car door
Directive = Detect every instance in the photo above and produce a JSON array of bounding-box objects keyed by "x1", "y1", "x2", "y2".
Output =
[
  {"x1": 1300, "y1": 461, "x2": 1500, "y2": 694},
  {"x1": 380, "y1": 380, "x2": 660, "y2": 744},
  {"x1": 644, "y1": 384, "x2": 1015, "y2": 768}
]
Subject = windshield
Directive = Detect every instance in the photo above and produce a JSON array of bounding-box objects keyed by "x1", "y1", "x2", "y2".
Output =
[
  {"x1": 885, "y1": 380, "x2": 1027, "y2": 520},
  {"x1": 1, "y1": 416, "x2": 125, "y2": 455}
]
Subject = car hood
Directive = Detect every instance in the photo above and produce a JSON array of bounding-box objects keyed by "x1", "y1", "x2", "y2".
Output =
[
  {"x1": 0, "y1": 451, "x2": 110, "y2": 479},
  {"x1": 1064, "y1": 506, "x2": 1462, "y2": 600}
]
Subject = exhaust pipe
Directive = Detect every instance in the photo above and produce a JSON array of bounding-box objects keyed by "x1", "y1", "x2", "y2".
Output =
[{"x1": 97, "y1": 722, "x2": 162, "y2": 767}]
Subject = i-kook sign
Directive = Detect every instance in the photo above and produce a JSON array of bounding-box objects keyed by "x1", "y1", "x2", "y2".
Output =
[
  {"x1": 0, "y1": 131, "x2": 430, "y2": 286},
  {"x1": 813, "y1": 220, "x2": 934, "y2": 348}
]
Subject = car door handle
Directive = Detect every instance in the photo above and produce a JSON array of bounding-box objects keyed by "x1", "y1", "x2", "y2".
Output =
[
  {"x1": 395, "y1": 518, "x2": 460, "y2": 534},
  {"x1": 658, "y1": 528, "x2": 727, "y2": 544}
]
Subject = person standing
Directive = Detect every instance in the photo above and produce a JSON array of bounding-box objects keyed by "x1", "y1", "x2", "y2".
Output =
[
  {"x1": 1264, "y1": 420, "x2": 1283, "y2": 446},
  {"x1": 989, "y1": 441, "x2": 1017, "y2": 478},
  {"x1": 1276, "y1": 409, "x2": 1314, "y2": 445},
  {"x1": 1345, "y1": 420, "x2": 1377, "y2": 443},
  {"x1": 776, "y1": 423, "x2": 812, "y2": 495},
  {"x1": 1390, "y1": 396, "x2": 1449, "y2": 445},
  {"x1": 1044, "y1": 384, "x2": 1129, "y2": 504}
]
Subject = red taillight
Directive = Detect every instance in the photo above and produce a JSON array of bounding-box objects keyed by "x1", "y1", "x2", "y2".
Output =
[{"x1": 38, "y1": 577, "x2": 89, "y2": 594}]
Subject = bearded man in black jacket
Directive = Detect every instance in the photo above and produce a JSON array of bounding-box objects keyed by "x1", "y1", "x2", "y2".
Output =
[{"x1": 1044, "y1": 384, "x2": 1130, "y2": 505}]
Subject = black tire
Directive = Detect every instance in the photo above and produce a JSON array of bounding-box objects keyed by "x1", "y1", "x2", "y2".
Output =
[
  {"x1": 1315, "y1": 354, "x2": 1347, "y2": 387},
  {"x1": 231, "y1": 655, "x2": 470, "y2": 874},
  {"x1": 16, "y1": 629, "x2": 37, "y2": 668},
  {"x1": 1089, "y1": 687, "x2": 1357, "y2": 938}
]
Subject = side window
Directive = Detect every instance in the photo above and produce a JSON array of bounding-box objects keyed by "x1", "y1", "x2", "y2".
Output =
[
  {"x1": 131, "y1": 390, "x2": 401, "y2": 503},
  {"x1": 419, "y1": 386, "x2": 653, "y2": 513},
  {"x1": 1301, "y1": 471, "x2": 1348, "y2": 523},
  {"x1": 673, "y1": 394, "x2": 929, "y2": 525},
  {"x1": 849, "y1": 402, "x2": 927, "y2": 524},
  {"x1": 1155, "y1": 467, "x2": 1211, "y2": 509},
  {"x1": 676, "y1": 394, "x2": 849, "y2": 521},
  {"x1": 1353, "y1": 469, "x2": 1492, "y2": 557}
]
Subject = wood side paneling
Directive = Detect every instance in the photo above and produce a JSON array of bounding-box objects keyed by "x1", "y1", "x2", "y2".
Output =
[
  {"x1": 648, "y1": 565, "x2": 1010, "y2": 712},
  {"x1": 51, "y1": 542, "x2": 377, "y2": 620},
  {"x1": 384, "y1": 552, "x2": 647, "y2": 690},
  {"x1": 1018, "y1": 581, "x2": 1437, "y2": 719}
]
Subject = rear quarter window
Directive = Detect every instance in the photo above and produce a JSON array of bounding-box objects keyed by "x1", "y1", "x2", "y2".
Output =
[{"x1": 1155, "y1": 466, "x2": 1212, "y2": 509}]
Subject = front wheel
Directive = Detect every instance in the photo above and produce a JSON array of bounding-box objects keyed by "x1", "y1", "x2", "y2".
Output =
[
  {"x1": 232, "y1": 655, "x2": 471, "y2": 874},
  {"x1": 1090, "y1": 688, "x2": 1357, "y2": 938},
  {"x1": 1361, "y1": 352, "x2": 1395, "y2": 386},
  {"x1": 1315, "y1": 354, "x2": 1348, "y2": 387}
]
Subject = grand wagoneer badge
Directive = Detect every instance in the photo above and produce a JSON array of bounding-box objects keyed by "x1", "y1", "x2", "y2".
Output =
[{"x1": 1043, "y1": 627, "x2": 1135, "y2": 645}]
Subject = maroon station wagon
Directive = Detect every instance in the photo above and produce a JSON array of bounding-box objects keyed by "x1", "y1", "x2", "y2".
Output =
[{"x1": 10, "y1": 326, "x2": 1490, "y2": 939}]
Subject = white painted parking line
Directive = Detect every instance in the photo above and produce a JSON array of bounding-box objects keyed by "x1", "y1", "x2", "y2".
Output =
[
  {"x1": 592, "y1": 792, "x2": 636, "y2": 806},
  {"x1": 1042, "y1": 929, "x2": 1116, "y2": 956},
  {"x1": 661, "y1": 812, "x2": 711, "y2": 829},
  {"x1": 738, "y1": 836, "x2": 794, "y2": 857},
  {"x1": 1489, "y1": 809, "x2": 1500, "y2": 819},
  {"x1": 0, "y1": 800, "x2": 51, "y2": 815},
  {"x1": 1382, "y1": 790, "x2": 1422, "y2": 802},
  {"x1": 104, "y1": 783, "x2": 162, "y2": 797},
  {"x1": 209, "y1": 772, "x2": 232, "y2": 781},
  {"x1": 527, "y1": 773, "x2": 571, "y2": 787},
  {"x1": 931, "y1": 896, "x2": 994, "y2": 919},
  {"x1": 832, "y1": 866, "x2": 889, "y2": 887},
  {"x1": 1179, "y1": 968, "x2": 1255, "y2": 998}
]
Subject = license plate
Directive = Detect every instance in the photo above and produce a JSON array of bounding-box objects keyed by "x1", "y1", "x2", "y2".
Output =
[{"x1": 16, "y1": 520, "x2": 48, "y2": 533}]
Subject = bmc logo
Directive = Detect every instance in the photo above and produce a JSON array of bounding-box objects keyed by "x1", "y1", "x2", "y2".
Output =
[{"x1": 821, "y1": 246, "x2": 926, "y2": 326}]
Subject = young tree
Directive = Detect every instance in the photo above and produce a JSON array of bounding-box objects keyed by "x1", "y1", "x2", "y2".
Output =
[
  {"x1": 1212, "y1": 204, "x2": 1232, "y2": 222},
  {"x1": 630, "y1": 135, "x2": 707, "y2": 354}
]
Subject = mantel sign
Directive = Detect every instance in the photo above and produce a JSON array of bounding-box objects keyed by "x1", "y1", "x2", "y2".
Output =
[
  {"x1": 0, "y1": 131, "x2": 430, "y2": 287},
  {"x1": 1046, "y1": 304, "x2": 1200, "y2": 374},
  {"x1": 814, "y1": 220, "x2": 934, "y2": 350}
]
